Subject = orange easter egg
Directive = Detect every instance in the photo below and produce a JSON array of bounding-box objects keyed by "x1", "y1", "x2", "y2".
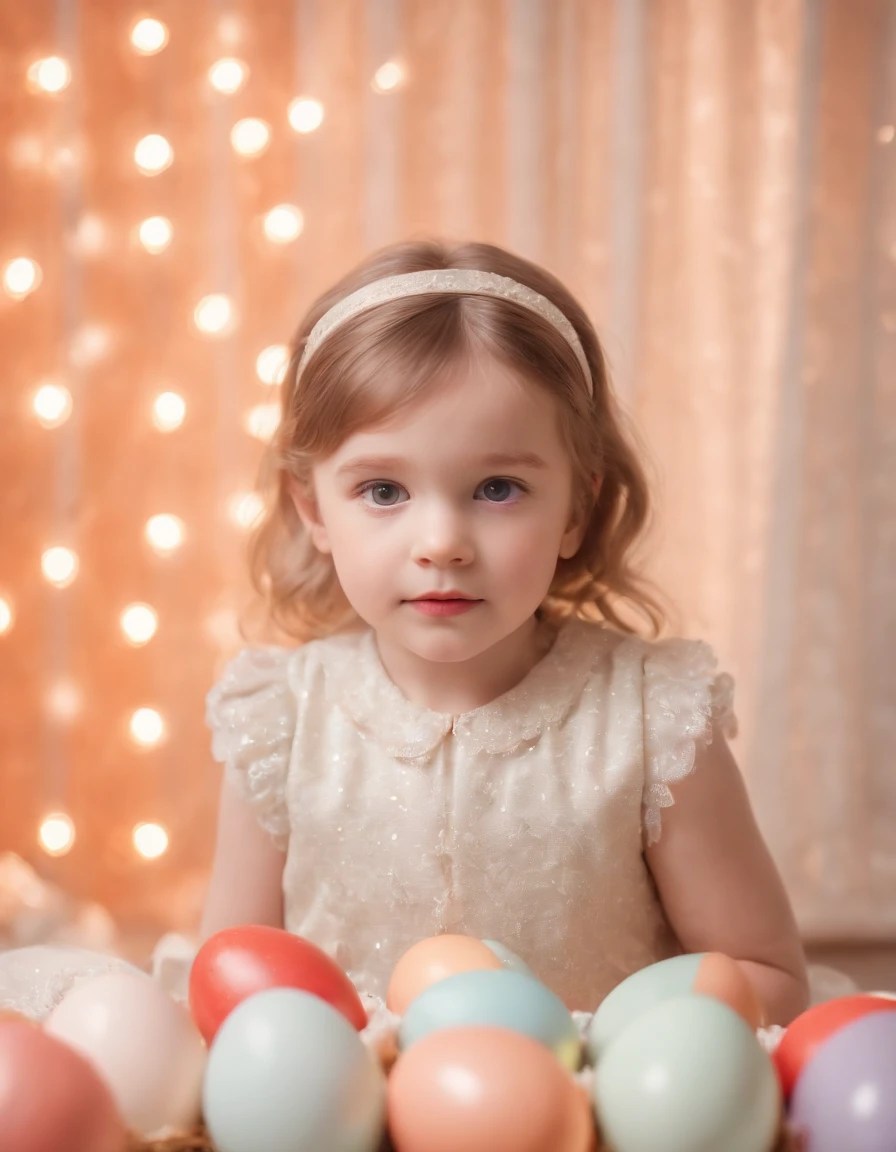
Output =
[
  {"x1": 693, "y1": 952, "x2": 765, "y2": 1031},
  {"x1": 388, "y1": 1025, "x2": 594, "y2": 1152},
  {"x1": 387, "y1": 935, "x2": 503, "y2": 1015}
]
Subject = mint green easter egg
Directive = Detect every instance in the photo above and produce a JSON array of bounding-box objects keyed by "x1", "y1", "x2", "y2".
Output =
[
  {"x1": 587, "y1": 953, "x2": 704, "y2": 1062},
  {"x1": 593, "y1": 995, "x2": 780, "y2": 1152}
]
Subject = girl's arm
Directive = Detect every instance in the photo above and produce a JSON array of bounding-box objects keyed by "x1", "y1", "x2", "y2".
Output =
[
  {"x1": 645, "y1": 727, "x2": 810, "y2": 1026},
  {"x1": 200, "y1": 773, "x2": 287, "y2": 939}
]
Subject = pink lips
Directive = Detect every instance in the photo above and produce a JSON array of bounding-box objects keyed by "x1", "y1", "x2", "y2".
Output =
[{"x1": 409, "y1": 599, "x2": 481, "y2": 617}]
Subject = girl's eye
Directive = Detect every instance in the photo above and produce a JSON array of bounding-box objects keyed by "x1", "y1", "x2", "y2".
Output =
[
  {"x1": 361, "y1": 481, "x2": 407, "y2": 507},
  {"x1": 476, "y1": 478, "x2": 524, "y2": 503}
]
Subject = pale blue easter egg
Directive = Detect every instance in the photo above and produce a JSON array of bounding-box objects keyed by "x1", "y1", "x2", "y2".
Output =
[
  {"x1": 399, "y1": 969, "x2": 581, "y2": 1070},
  {"x1": 587, "y1": 953, "x2": 704, "y2": 1062},
  {"x1": 593, "y1": 995, "x2": 780, "y2": 1152},
  {"x1": 481, "y1": 939, "x2": 534, "y2": 977},
  {"x1": 204, "y1": 988, "x2": 385, "y2": 1152}
]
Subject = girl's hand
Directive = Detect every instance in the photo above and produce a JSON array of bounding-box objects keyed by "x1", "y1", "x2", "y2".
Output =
[{"x1": 644, "y1": 727, "x2": 810, "y2": 1026}]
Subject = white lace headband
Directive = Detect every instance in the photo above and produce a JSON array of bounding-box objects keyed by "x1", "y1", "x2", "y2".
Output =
[{"x1": 297, "y1": 269, "x2": 593, "y2": 395}]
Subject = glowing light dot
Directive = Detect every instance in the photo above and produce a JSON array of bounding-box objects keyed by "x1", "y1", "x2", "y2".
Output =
[
  {"x1": 152, "y1": 391, "x2": 186, "y2": 431},
  {"x1": 28, "y1": 56, "x2": 71, "y2": 93},
  {"x1": 209, "y1": 58, "x2": 247, "y2": 94},
  {"x1": 47, "y1": 681, "x2": 82, "y2": 723},
  {"x1": 372, "y1": 61, "x2": 405, "y2": 93},
  {"x1": 231, "y1": 118, "x2": 270, "y2": 156},
  {"x1": 145, "y1": 514, "x2": 184, "y2": 554},
  {"x1": 121, "y1": 603, "x2": 158, "y2": 645},
  {"x1": 39, "y1": 813, "x2": 75, "y2": 856},
  {"x1": 245, "y1": 403, "x2": 281, "y2": 442},
  {"x1": 130, "y1": 707, "x2": 165, "y2": 747},
  {"x1": 0, "y1": 598, "x2": 12, "y2": 635},
  {"x1": 3, "y1": 258, "x2": 41, "y2": 299},
  {"x1": 42, "y1": 547, "x2": 78, "y2": 587},
  {"x1": 194, "y1": 294, "x2": 235, "y2": 336},
  {"x1": 877, "y1": 125, "x2": 894, "y2": 145},
  {"x1": 33, "y1": 383, "x2": 73, "y2": 428},
  {"x1": 138, "y1": 215, "x2": 172, "y2": 253},
  {"x1": 131, "y1": 18, "x2": 169, "y2": 55},
  {"x1": 263, "y1": 204, "x2": 304, "y2": 244},
  {"x1": 228, "y1": 492, "x2": 264, "y2": 529},
  {"x1": 256, "y1": 344, "x2": 290, "y2": 385},
  {"x1": 133, "y1": 822, "x2": 169, "y2": 859},
  {"x1": 288, "y1": 97, "x2": 324, "y2": 134},
  {"x1": 134, "y1": 134, "x2": 173, "y2": 175}
]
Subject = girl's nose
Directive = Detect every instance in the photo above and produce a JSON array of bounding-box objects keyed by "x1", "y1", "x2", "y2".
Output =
[{"x1": 410, "y1": 505, "x2": 475, "y2": 568}]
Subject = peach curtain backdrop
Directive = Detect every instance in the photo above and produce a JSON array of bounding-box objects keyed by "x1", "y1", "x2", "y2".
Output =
[{"x1": 0, "y1": 0, "x2": 894, "y2": 945}]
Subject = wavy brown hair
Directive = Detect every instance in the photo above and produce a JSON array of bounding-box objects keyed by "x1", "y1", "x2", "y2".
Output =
[{"x1": 248, "y1": 240, "x2": 665, "y2": 643}]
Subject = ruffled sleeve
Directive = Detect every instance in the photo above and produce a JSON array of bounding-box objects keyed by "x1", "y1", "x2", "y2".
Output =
[
  {"x1": 641, "y1": 638, "x2": 737, "y2": 847},
  {"x1": 205, "y1": 647, "x2": 298, "y2": 850}
]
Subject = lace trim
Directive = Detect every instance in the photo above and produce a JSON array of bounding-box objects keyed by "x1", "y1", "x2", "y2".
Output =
[
  {"x1": 205, "y1": 647, "x2": 299, "y2": 850},
  {"x1": 298, "y1": 270, "x2": 593, "y2": 395},
  {"x1": 641, "y1": 638, "x2": 738, "y2": 846},
  {"x1": 318, "y1": 619, "x2": 611, "y2": 760}
]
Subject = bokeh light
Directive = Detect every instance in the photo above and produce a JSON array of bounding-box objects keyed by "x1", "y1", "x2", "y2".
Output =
[
  {"x1": 138, "y1": 216, "x2": 173, "y2": 253},
  {"x1": 151, "y1": 391, "x2": 186, "y2": 431},
  {"x1": 134, "y1": 134, "x2": 173, "y2": 175},
  {"x1": 41, "y1": 546, "x2": 79, "y2": 588},
  {"x1": 263, "y1": 204, "x2": 304, "y2": 244},
  {"x1": 130, "y1": 707, "x2": 165, "y2": 747},
  {"x1": 145, "y1": 514, "x2": 184, "y2": 554},
  {"x1": 3, "y1": 258, "x2": 42, "y2": 299},
  {"x1": 27, "y1": 56, "x2": 71, "y2": 93},
  {"x1": 120, "y1": 603, "x2": 158, "y2": 646},
  {"x1": 39, "y1": 813, "x2": 75, "y2": 856},
  {"x1": 133, "y1": 822, "x2": 169, "y2": 859},
  {"x1": 288, "y1": 97, "x2": 324, "y2": 134},
  {"x1": 372, "y1": 61, "x2": 405, "y2": 93},
  {"x1": 228, "y1": 491, "x2": 264, "y2": 530},
  {"x1": 0, "y1": 597, "x2": 13, "y2": 635},
  {"x1": 131, "y1": 18, "x2": 169, "y2": 55},
  {"x1": 209, "y1": 58, "x2": 247, "y2": 93},
  {"x1": 245, "y1": 403, "x2": 281, "y2": 442},
  {"x1": 231, "y1": 117, "x2": 270, "y2": 156},
  {"x1": 194, "y1": 294, "x2": 235, "y2": 336},
  {"x1": 33, "y1": 382, "x2": 73, "y2": 428},
  {"x1": 46, "y1": 681, "x2": 83, "y2": 723},
  {"x1": 256, "y1": 344, "x2": 290, "y2": 384}
]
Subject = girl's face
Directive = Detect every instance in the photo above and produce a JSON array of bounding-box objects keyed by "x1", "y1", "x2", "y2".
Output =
[{"x1": 296, "y1": 355, "x2": 587, "y2": 666}]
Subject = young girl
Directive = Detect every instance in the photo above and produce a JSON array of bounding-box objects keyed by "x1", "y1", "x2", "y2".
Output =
[{"x1": 202, "y1": 240, "x2": 809, "y2": 1025}]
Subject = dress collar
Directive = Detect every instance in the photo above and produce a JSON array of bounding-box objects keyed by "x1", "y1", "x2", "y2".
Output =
[{"x1": 319, "y1": 617, "x2": 606, "y2": 761}]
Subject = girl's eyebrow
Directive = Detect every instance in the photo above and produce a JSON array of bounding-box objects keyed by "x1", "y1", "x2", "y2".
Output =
[{"x1": 335, "y1": 451, "x2": 549, "y2": 477}]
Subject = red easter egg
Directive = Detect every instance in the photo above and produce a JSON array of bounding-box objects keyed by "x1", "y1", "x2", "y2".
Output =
[
  {"x1": 0, "y1": 1022, "x2": 127, "y2": 1152},
  {"x1": 189, "y1": 925, "x2": 367, "y2": 1043},
  {"x1": 773, "y1": 993, "x2": 896, "y2": 1099}
]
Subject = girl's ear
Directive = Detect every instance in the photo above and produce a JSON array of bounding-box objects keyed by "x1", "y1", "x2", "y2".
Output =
[
  {"x1": 286, "y1": 474, "x2": 332, "y2": 554},
  {"x1": 559, "y1": 474, "x2": 602, "y2": 560}
]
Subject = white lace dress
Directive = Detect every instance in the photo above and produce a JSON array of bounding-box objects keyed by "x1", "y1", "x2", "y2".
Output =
[{"x1": 206, "y1": 618, "x2": 737, "y2": 1012}]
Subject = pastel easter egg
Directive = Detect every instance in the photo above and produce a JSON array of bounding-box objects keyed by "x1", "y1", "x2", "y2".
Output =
[
  {"x1": 0, "y1": 1021, "x2": 127, "y2": 1152},
  {"x1": 204, "y1": 988, "x2": 385, "y2": 1152},
  {"x1": 588, "y1": 953, "x2": 761, "y2": 1062},
  {"x1": 482, "y1": 940, "x2": 534, "y2": 976},
  {"x1": 45, "y1": 970, "x2": 206, "y2": 1137},
  {"x1": 593, "y1": 995, "x2": 781, "y2": 1152},
  {"x1": 189, "y1": 925, "x2": 367, "y2": 1043},
  {"x1": 388, "y1": 1025, "x2": 594, "y2": 1152},
  {"x1": 772, "y1": 994, "x2": 896, "y2": 1100},
  {"x1": 387, "y1": 935, "x2": 503, "y2": 1016},
  {"x1": 789, "y1": 1010, "x2": 896, "y2": 1151},
  {"x1": 400, "y1": 969, "x2": 581, "y2": 1070}
]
